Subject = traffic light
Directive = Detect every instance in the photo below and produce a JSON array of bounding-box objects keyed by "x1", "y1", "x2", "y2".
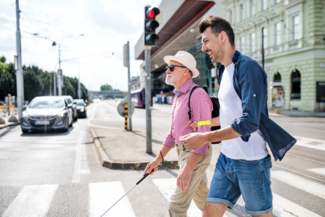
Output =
[{"x1": 144, "y1": 6, "x2": 160, "y2": 46}]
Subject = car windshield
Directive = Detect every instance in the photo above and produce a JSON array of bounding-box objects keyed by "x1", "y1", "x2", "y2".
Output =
[
  {"x1": 29, "y1": 99, "x2": 65, "y2": 109},
  {"x1": 76, "y1": 102, "x2": 84, "y2": 106}
]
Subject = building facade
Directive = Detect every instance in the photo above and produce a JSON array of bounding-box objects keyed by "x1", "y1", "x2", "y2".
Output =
[{"x1": 224, "y1": 0, "x2": 325, "y2": 111}]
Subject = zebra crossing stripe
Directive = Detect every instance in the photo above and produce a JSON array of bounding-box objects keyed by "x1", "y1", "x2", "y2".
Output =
[
  {"x1": 152, "y1": 178, "x2": 229, "y2": 217},
  {"x1": 273, "y1": 193, "x2": 321, "y2": 217},
  {"x1": 2, "y1": 184, "x2": 58, "y2": 217},
  {"x1": 88, "y1": 181, "x2": 136, "y2": 217},
  {"x1": 272, "y1": 170, "x2": 325, "y2": 199},
  {"x1": 307, "y1": 168, "x2": 325, "y2": 176}
]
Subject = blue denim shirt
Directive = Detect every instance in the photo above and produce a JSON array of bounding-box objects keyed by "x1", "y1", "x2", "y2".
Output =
[{"x1": 218, "y1": 50, "x2": 296, "y2": 161}]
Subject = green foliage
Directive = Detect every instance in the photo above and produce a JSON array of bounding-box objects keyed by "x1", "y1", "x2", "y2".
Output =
[
  {"x1": 100, "y1": 83, "x2": 113, "y2": 91},
  {"x1": 0, "y1": 55, "x2": 89, "y2": 102}
]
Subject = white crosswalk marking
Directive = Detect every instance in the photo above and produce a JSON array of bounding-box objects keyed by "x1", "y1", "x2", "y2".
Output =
[
  {"x1": 153, "y1": 178, "x2": 229, "y2": 217},
  {"x1": 273, "y1": 193, "x2": 321, "y2": 217},
  {"x1": 88, "y1": 181, "x2": 136, "y2": 217},
  {"x1": 272, "y1": 171, "x2": 325, "y2": 199},
  {"x1": 2, "y1": 184, "x2": 58, "y2": 217},
  {"x1": 293, "y1": 136, "x2": 325, "y2": 151},
  {"x1": 308, "y1": 168, "x2": 325, "y2": 176}
]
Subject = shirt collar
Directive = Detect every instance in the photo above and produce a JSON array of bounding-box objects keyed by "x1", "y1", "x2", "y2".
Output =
[{"x1": 173, "y1": 78, "x2": 193, "y2": 95}]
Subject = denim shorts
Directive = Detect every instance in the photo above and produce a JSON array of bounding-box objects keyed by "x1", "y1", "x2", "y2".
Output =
[{"x1": 207, "y1": 152, "x2": 273, "y2": 216}]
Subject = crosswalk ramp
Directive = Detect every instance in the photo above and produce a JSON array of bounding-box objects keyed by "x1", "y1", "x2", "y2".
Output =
[{"x1": 1, "y1": 170, "x2": 324, "y2": 217}]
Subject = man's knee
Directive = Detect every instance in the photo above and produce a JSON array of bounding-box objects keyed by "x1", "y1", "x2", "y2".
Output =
[{"x1": 202, "y1": 202, "x2": 228, "y2": 217}]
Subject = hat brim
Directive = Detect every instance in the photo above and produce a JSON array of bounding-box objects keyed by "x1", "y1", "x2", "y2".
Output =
[{"x1": 164, "y1": 56, "x2": 200, "y2": 78}]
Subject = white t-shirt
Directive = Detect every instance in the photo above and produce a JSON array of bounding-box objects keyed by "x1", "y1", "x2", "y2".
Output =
[{"x1": 218, "y1": 63, "x2": 268, "y2": 160}]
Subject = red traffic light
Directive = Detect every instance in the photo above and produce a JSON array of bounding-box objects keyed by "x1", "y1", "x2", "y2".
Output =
[{"x1": 146, "y1": 7, "x2": 160, "y2": 19}]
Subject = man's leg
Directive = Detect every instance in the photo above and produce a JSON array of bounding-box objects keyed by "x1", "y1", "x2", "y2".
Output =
[
  {"x1": 252, "y1": 210, "x2": 273, "y2": 217},
  {"x1": 202, "y1": 202, "x2": 228, "y2": 217}
]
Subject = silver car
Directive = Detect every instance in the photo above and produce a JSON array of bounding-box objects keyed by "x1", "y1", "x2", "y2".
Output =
[{"x1": 21, "y1": 96, "x2": 73, "y2": 133}]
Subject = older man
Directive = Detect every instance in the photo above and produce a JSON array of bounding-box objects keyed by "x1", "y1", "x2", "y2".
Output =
[{"x1": 143, "y1": 51, "x2": 213, "y2": 217}]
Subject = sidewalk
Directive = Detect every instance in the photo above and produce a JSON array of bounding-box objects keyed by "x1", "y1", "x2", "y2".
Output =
[
  {"x1": 90, "y1": 128, "x2": 179, "y2": 169},
  {"x1": 0, "y1": 115, "x2": 20, "y2": 130},
  {"x1": 268, "y1": 109, "x2": 325, "y2": 117}
]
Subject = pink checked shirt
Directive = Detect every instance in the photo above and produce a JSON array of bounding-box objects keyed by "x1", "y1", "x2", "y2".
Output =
[{"x1": 163, "y1": 79, "x2": 213, "y2": 155}]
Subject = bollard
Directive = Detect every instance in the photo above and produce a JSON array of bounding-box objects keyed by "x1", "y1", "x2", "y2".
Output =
[{"x1": 124, "y1": 103, "x2": 128, "y2": 130}]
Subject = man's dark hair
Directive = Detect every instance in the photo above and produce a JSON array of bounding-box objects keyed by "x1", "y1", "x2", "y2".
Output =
[{"x1": 199, "y1": 16, "x2": 235, "y2": 47}]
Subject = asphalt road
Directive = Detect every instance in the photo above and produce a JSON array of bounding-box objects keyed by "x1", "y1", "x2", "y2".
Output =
[{"x1": 0, "y1": 100, "x2": 324, "y2": 217}]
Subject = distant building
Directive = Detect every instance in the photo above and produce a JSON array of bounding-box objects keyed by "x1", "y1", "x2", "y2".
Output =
[
  {"x1": 224, "y1": 0, "x2": 325, "y2": 112},
  {"x1": 131, "y1": 76, "x2": 141, "y2": 90},
  {"x1": 88, "y1": 90, "x2": 124, "y2": 99}
]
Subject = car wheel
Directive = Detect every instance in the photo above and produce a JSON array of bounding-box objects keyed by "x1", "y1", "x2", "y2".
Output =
[
  {"x1": 63, "y1": 117, "x2": 69, "y2": 132},
  {"x1": 22, "y1": 129, "x2": 28, "y2": 134},
  {"x1": 69, "y1": 118, "x2": 73, "y2": 127}
]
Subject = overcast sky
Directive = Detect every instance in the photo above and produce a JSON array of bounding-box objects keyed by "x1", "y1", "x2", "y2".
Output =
[{"x1": 0, "y1": 0, "x2": 161, "y2": 91}]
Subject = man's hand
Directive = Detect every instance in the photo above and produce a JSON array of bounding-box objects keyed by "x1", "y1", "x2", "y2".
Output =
[
  {"x1": 143, "y1": 158, "x2": 160, "y2": 176},
  {"x1": 177, "y1": 167, "x2": 192, "y2": 192},
  {"x1": 180, "y1": 132, "x2": 208, "y2": 151},
  {"x1": 189, "y1": 120, "x2": 198, "y2": 132}
]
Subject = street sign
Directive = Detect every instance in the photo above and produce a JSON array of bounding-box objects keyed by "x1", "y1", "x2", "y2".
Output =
[{"x1": 117, "y1": 100, "x2": 134, "y2": 117}]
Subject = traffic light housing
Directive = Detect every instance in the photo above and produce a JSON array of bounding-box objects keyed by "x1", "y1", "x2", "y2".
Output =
[{"x1": 144, "y1": 6, "x2": 160, "y2": 46}]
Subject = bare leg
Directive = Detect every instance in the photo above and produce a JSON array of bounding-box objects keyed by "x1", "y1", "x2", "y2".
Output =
[
  {"x1": 202, "y1": 202, "x2": 228, "y2": 217},
  {"x1": 253, "y1": 211, "x2": 273, "y2": 217}
]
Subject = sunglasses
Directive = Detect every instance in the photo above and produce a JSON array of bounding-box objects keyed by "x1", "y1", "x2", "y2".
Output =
[{"x1": 166, "y1": 64, "x2": 187, "y2": 72}]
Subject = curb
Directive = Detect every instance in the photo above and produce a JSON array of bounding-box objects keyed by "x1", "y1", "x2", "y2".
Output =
[
  {"x1": 90, "y1": 128, "x2": 178, "y2": 170},
  {"x1": 0, "y1": 122, "x2": 20, "y2": 130}
]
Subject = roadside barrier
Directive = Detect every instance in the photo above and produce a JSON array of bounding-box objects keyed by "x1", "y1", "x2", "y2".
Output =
[{"x1": 124, "y1": 104, "x2": 128, "y2": 130}]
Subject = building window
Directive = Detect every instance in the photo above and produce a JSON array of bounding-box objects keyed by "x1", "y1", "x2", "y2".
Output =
[
  {"x1": 262, "y1": 0, "x2": 267, "y2": 10},
  {"x1": 262, "y1": 27, "x2": 268, "y2": 50},
  {"x1": 293, "y1": 15, "x2": 300, "y2": 40},
  {"x1": 240, "y1": 4, "x2": 244, "y2": 21},
  {"x1": 229, "y1": 10, "x2": 233, "y2": 25},
  {"x1": 240, "y1": 36, "x2": 245, "y2": 53},
  {"x1": 275, "y1": 0, "x2": 281, "y2": 4},
  {"x1": 250, "y1": 33, "x2": 255, "y2": 54},
  {"x1": 273, "y1": 72, "x2": 281, "y2": 82},
  {"x1": 275, "y1": 22, "x2": 281, "y2": 46},
  {"x1": 291, "y1": 70, "x2": 301, "y2": 99},
  {"x1": 250, "y1": 0, "x2": 255, "y2": 16}
]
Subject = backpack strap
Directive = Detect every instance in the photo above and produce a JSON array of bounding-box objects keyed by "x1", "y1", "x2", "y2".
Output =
[{"x1": 188, "y1": 86, "x2": 200, "y2": 120}]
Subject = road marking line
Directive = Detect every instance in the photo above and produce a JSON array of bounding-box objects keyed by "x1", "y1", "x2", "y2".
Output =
[
  {"x1": 307, "y1": 168, "x2": 325, "y2": 176},
  {"x1": 88, "y1": 182, "x2": 136, "y2": 217},
  {"x1": 272, "y1": 170, "x2": 325, "y2": 199},
  {"x1": 295, "y1": 142, "x2": 325, "y2": 151},
  {"x1": 293, "y1": 136, "x2": 325, "y2": 144},
  {"x1": 153, "y1": 178, "x2": 229, "y2": 217},
  {"x1": 2, "y1": 184, "x2": 58, "y2": 217},
  {"x1": 273, "y1": 193, "x2": 321, "y2": 217}
]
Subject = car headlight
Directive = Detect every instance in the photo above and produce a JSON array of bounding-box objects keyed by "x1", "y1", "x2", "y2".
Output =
[
  {"x1": 22, "y1": 111, "x2": 29, "y2": 117},
  {"x1": 80, "y1": 108, "x2": 84, "y2": 112},
  {"x1": 57, "y1": 111, "x2": 66, "y2": 118}
]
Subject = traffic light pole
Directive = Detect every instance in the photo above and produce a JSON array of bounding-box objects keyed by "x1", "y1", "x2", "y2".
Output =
[
  {"x1": 145, "y1": 47, "x2": 152, "y2": 153},
  {"x1": 15, "y1": 0, "x2": 24, "y2": 120},
  {"x1": 126, "y1": 41, "x2": 132, "y2": 131},
  {"x1": 262, "y1": 27, "x2": 265, "y2": 69}
]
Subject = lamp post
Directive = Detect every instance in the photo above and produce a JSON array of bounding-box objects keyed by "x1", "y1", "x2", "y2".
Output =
[{"x1": 53, "y1": 34, "x2": 84, "y2": 96}]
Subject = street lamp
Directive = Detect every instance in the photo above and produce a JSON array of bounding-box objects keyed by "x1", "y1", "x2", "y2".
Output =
[{"x1": 52, "y1": 34, "x2": 84, "y2": 96}]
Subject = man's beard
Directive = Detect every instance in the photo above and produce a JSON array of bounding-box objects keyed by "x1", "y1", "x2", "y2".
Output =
[{"x1": 165, "y1": 74, "x2": 176, "y2": 86}]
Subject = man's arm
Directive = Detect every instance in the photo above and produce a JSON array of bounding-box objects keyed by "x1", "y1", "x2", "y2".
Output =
[
  {"x1": 177, "y1": 153, "x2": 202, "y2": 192},
  {"x1": 143, "y1": 145, "x2": 172, "y2": 176},
  {"x1": 181, "y1": 125, "x2": 241, "y2": 151}
]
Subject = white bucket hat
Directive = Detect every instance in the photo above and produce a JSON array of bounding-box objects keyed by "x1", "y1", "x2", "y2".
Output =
[{"x1": 164, "y1": 51, "x2": 200, "y2": 78}]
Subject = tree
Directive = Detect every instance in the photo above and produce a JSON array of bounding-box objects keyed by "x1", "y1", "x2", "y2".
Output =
[
  {"x1": 0, "y1": 56, "x2": 6, "y2": 64},
  {"x1": 23, "y1": 70, "x2": 43, "y2": 101},
  {"x1": 100, "y1": 84, "x2": 113, "y2": 91}
]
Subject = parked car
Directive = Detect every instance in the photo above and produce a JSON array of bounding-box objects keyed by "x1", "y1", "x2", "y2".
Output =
[
  {"x1": 74, "y1": 99, "x2": 87, "y2": 118},
  {"x1": 21, "y1": 96, "x2": 73, "y2": 133},
  {"x1": 61, "y1": 95, "x2": 78, "y2": 121}
]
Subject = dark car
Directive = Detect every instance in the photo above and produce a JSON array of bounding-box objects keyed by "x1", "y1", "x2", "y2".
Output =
[
  {"x1": 62, "y1": 95, "x2": 78, "y2": 121},
  {"x1": 21, "y1": 96, "x2": 73, "y2": 133},
  {"x1": 74, "y1": 99, "x2": 87, "y2": 118}
]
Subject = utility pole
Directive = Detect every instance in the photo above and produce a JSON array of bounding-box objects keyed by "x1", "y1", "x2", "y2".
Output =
[
  {"x1": 144, "y1": 47, "x2": 152, "y2": 153},
  {"x1": 15, "y1": 0, "x2": 24, "y2": 120},
  {"x1": 58, "y1": 45, "x2": 62, "y2": 96},
  {"x1": 126, "y1": 41, "x2": 132, "y2": 131},
  {"x1": 262, "y1": 27, "x2": 265, "y2": 69},
  {"x1": 53, "y1": 72, "x2": 56, "y2": 96}
]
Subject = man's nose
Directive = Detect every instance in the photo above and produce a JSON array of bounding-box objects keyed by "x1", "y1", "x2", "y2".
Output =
[
  {"x1": 166, "y1": 68, "x2": 171, "y2": 74},
  {"x1": 202, "y1": 44, "x2": 207, "y2": 52}
]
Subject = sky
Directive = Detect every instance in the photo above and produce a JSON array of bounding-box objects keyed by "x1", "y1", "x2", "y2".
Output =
[{"x1": 0, "y1": 0, "x2": 161, "y2": 91}]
